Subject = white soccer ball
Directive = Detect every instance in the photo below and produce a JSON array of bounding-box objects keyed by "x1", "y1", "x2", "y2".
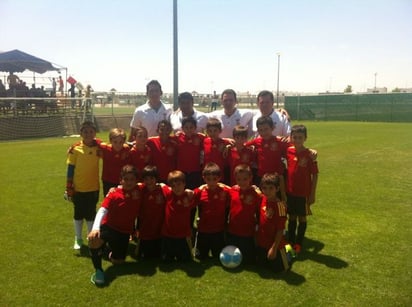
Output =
[{"x1": 219, "y1": 245, "x2": 242, "y2": 268}]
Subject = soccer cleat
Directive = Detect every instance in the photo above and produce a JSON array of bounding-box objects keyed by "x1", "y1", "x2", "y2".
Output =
[
  {"x1": 293, "y1": 244, "x2": 302, "y2": 254},
  {"x1": 73, "y1": 238, "x2": 83, "y2": 250},
  {"x1": 90, "y1": 269, "x2": 105, "y2": 286}
]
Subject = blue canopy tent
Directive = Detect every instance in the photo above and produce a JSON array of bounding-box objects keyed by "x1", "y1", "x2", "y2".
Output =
[
  {"x1": 0, "y1": 49, "x2": 62, "y2": 74},
  {"x1": 0, "y1": 49, "x2": 67, "y2": 90}
]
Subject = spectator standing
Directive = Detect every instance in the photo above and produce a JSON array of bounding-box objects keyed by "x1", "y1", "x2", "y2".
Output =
[{"x1": 58, "y1": 76, "x2": 64, "y2": 95}]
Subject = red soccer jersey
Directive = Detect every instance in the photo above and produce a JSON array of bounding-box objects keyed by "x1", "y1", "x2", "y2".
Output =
[
  {"x1": 176, "y1": 133, "x2": 205, "y2": 172},
  {"x1": 99, "y1": 143, "x2": 130, "y2": 184},
  {"x1": 101, "y1": 186, "x2": 142, "y2": 234},
  {"x1": 147, "y1": 136, "x2": 178, "y2": 181},
  {"x1": 203, "y1": 137, "x2": 230, "y2": 172},
  {"x1": 286, "y1": 146, "x2": 319, "y2": 197},
  {"x1": 129, "y1": 145, "x2": 152, "y2": 179},
  {"x1": 138, "y1": 183, "x2": 168, "y2": 240},
  {"x1": 227, "y1": 146, "x2": 256, "y2": 185},
  {"x1": 256, "y1": 197, "x2": 287, "y2": 249},
  {"x1": 194, "y1": 183, "x2": 231, "y2": 233},
  {"x1": 228, "y1": 185, "x2": 261, "y2": 237},
  {"x1": 246, "y1": 137, "x2": 288, "y2": 177},
  {"x1": 161, "y1": 188, "x2": 196, "y2": 238}
]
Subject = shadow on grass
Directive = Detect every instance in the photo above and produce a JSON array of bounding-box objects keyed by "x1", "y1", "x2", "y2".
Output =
[{"x1": 296, "y1": 237, "x2": 349, "y2": 269}]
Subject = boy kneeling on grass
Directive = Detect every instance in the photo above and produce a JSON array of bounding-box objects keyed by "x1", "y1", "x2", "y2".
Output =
[{"x1": 88, "y1": 165, "x2": 142, "y2": 286}]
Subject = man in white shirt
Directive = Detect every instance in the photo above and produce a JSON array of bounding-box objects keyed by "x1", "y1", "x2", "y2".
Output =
[
  {"x1": 170, "y1": 92, "x2": 208, "y2": 133},
  {"x1": 252, "y1": 90, "x2": 291, "y2": 138},
  {"x1": 129, "y1": 80, "x2": 172, "y2": 139},
  {"x1": 208, "y1": 89, "x2": 254, "y2": 138}
]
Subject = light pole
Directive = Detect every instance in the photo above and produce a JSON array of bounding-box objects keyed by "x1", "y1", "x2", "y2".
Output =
[
  {"x1": 374, "y1": 72, "x2": 377, "y2": 92},
  {"x1": 276, "y1": 52, "x2": 281, "y2": 108}
]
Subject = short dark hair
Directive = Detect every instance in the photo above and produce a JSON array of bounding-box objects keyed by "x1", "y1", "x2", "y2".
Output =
[
  {"x1": 178, "y1": 92, "x2": 194, "y2": 103},
  {"x1": 257, "y1": 90, "x2": 274, "y2": 102},
  {"x1": 142, "y1": 165, "x2": 159, "y2": 180},
  {"x1": 221, "y1": 89, "x2": 237, "y2": 101},
  {"x1": 202, "y1": 162, "x2": 221, "y2": 177},
  {"x1": 146, "y1": 80, "x2": 162, "y2": 95},
  {"x1": 80, "y1": 120, "x2": 96, "y2": 132},
  {"x1": 182, "y1": 116, "x2": 197, "y2": 128},
  {"x1": 256, "y1": 116, "x2": 274, "y2": 129},
  {"x1": 260, "y1": 172, "x2": 280, "y2": 188},
  {"x1": 232, "y1": 125, "x2": 248, "y2": 138},
  {"x1": 157, "y1": 119, "x2": 172, "y2": 130},
  {"x1": 206, "y1": 118, "x2": 222, "y2": 131},
  {"x1": 120, "y1": 165, "x2": 138, "y2": 179},
  {"x1": 291, "y1": 124, "x2": 307, "y2": 138}
]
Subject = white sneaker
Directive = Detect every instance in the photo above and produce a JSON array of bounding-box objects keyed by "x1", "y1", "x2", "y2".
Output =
[{"x1": 73, "y1": 238, "x2": 83, "y2": 250}]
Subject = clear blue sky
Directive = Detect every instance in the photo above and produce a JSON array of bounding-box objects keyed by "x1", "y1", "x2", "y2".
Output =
[{"x1": 1, "y1": 0, "x2": 411, "y2": 94}]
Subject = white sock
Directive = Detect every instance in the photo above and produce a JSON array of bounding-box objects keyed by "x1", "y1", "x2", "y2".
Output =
[
  {"x1": 86, "y1": 221, "x2": 94, "y2": 234},
  {"x1": 74, "y1": 219, "x2": 83, "y2": 240}
]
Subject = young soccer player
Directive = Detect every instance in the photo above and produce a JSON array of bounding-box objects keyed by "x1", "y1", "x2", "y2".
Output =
[
  {"x1": 136, "y1": 165, "x2": 168, "y2": 259},
  {"x1": 286, "y1": 125, "x2": 319, "y2": 254},
  {"x1": 146, "y1": 120, "x2": 178, "y2": 183},
  {"x1": 227, "y1": 125, "x2": 256, "y2": 185},
  {"x1": 176, "y1": 117, "x2": 205, "y2": 189},
  {"x1": 246, "y1": 116, "x2": 289, "y2": 200},
  {"x1": 227, "y1": 164, "x2": 262, "y2": 264},
  {"x1": 65, "y1": 121, "x2": 101, "y2": 250},
  {"x1": 203, "y1": 118, "x2": 231, "y2": 185},
  {"x1": 161, "y1": 170, "x2": 196, "y2": 262},
  {"x1": 193, "y1": 163, "x2": 231, "y2": 260},
  {"x1": 256, "y1": 173, "x2": 290, "y2": 272},
  {"x1": 88, "y1": 165, "x2": 142, "y2": 286},
  {"x1": 99, "y1": 128, "x2": 130, "y2": 196},
  {"x1": 129, "y1": 126, "x2": 152, "y2": 180}
]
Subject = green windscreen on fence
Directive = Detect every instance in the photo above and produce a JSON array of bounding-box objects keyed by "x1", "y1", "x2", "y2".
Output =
[{"x1": 285, "y1": 93, "x2": 412, "y2": 122}]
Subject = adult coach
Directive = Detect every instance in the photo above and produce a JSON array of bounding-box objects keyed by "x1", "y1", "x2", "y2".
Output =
[
  {"x1": 129, "y1": 80, "x2": 172, "y2": 140},
  {"x1": 252, "y1": 90, "x2": 291, "y2": 138},
  {"x1": 208, "y1": 89, "x2": 254, "y2": 138},
  {"x1": 170, "y1": 92, "x2": 208, "y2": 133}
]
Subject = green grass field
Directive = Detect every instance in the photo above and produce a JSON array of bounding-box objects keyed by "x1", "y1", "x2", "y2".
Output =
[{"x1": 1, "y1": 121, "x2": 411, "y2": 306}]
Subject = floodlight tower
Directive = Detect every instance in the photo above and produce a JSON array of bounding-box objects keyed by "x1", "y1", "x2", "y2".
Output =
[
  {"x1": 276, "y1": 52, "x2": 281, "y2": 108},
  {"x1": 173, "y1": 0, "x2": 179, "y2": 110}
]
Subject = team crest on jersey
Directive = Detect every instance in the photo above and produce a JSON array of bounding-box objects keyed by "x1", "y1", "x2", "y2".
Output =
[
  {"x1": 155, "y1": 194, "x2": 165, "y2": 204},
  {"x1": 219, "y1": 191, "x2": 227, "y2": 201},
  {"x1": 263, "y1": 206, "x2": 275, "y2": 218},
  {"x1": 270, "y1": 142, "x2": 278, "y2": 151},
  {"x1": 131, "y1": 190, "x2": 140, "y2": 200},
  {"x1": 240, "y1": 194, "x2": 255, "y2": 205},
  {"x1": 166, "y1": 146, "x2": 175, "y2": 156},
  {"x1": 121, "y1": 152, "x2": 128, "y2": 160},
  {"x1": 298, "y1": 157, "x2": 308, "y2": 167},
  {"x1": 193, "y1": 137, "x2": 201, "y2": 146}
]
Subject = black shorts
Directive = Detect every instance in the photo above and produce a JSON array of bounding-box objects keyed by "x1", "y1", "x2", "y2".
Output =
[
  {"x1": 226, "y1": 232, "x2": 255, "y2": 264},
  {"x1": 102, "y1": 181, "x2": 119, "y2": 197},
  {"x1": 287, "y1": 194, "x2": 311, "y2": 216},
  {"x1": 72, "y1": 191, "x2": 99, "y2": 221},
  {"x1": 138, "y1": 238, "x2": 162, "y2": 259},
  {"x1": 161, "y1": 237, "x2": 192, "y2": 262},
  {"x1": 196, "y1": 231, "x2": 225, "y2": 259},
  {"x1": 256, "y1": 246, "x2": 290, "y2": 273},
  {"x1": 184, "y1": 171, "x2": 202, "y2": 190},
  {"x1": 100, "y1": 224, "x2": 130, "y2": 260}
]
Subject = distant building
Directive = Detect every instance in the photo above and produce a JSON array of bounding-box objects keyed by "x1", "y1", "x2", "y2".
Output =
[{"x1": 366, "y1": 87, "x2": 387, "y2": 93}]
